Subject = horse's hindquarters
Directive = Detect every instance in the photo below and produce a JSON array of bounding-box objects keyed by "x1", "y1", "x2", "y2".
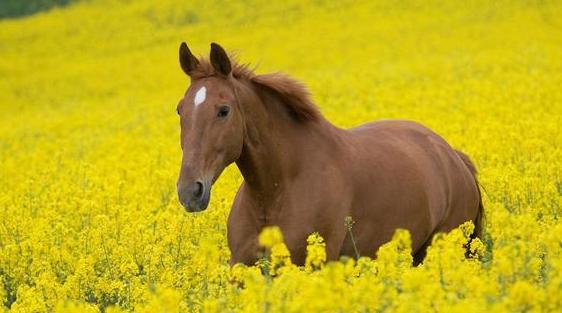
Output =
[{"x1": 346, "y1": 120, "x2": 481, "y2": 258}]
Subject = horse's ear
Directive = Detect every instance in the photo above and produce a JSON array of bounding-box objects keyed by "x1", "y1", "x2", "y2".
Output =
[
  {"x1": 210, "y1": 42, "x2": 231, "y2": 76},
  {"x1": 179, "y1": 42, "x2": 199, "y2": 76}
]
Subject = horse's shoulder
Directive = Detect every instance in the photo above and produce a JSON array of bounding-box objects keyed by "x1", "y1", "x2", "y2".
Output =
[{"x1": 231, "y1": 182, "x2": 250, "y2": 210}]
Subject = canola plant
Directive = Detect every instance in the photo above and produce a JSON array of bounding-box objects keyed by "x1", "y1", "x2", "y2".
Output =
[{"x1": 0, "y1": 0, "x2": 561, "y2": 312}]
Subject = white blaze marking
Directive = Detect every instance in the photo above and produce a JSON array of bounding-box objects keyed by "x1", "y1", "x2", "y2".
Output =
[{"x1": 194, "y1": 86, "x2": 207, "y2": 106}]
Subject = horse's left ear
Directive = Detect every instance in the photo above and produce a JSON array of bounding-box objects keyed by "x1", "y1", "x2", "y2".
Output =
[
  {"x1": 210, "y1": 42, "x2": 232, "y2": 76},
  {"x1": 179, "y1": 42, "x2": 199, "y2": 76}
]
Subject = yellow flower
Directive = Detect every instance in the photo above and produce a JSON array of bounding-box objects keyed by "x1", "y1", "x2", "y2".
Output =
[
  {"x1": 258, "y1": 226, "x2": 284, "y2": 249},
  {"x1": 305, "y1": 233, "x2": 327, "y2": 272},
  {"x1": 1, "y1": 0, "x2": 561, "y2": 311}
]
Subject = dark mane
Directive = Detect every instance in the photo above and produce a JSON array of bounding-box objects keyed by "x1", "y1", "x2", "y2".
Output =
[{"x1": 191, "y1": 57, "x2": 321, "y2": 122}]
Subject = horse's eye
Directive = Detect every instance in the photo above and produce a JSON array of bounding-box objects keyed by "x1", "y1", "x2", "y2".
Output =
[{"x1": 217, "y1": 105, "x2": 230, "y2": 118}]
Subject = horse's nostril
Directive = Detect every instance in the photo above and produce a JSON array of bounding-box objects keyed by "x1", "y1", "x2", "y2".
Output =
[{"x1": 194, "y1": 181, "x2": 204, "y2": 198}]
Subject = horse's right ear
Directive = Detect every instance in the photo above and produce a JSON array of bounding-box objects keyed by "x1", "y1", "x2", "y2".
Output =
[{"x1": 179, "y1": 42, "x2": 199, "y2": 76}]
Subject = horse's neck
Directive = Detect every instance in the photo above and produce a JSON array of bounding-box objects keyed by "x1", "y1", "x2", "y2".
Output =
[{"x1": 235, "y1": 84, "x2": 335, "y2": 200}]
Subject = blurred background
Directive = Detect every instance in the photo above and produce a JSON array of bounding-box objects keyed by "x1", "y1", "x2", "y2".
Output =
[{"x1": 1, "y1": 0, "x2": 75, "y2": 19}]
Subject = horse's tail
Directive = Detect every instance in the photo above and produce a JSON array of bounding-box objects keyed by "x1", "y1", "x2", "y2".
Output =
[{"x1": 455, "y1": 150, "x2": 483, "y2": 239}]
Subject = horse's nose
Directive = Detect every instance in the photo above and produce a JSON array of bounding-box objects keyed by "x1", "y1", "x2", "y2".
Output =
[
  {"x1": 177, "y1": 180, "x2": 210, "y2": 212},
  {"x1": 191, "y1": 181, "x2": 204, "y2": 199},
  {"x1": 178, "y1": 180, "x2": 203, "y2": 205}
]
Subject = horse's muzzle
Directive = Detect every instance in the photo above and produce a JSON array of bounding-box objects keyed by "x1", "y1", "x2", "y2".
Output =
[{"x1": 177, "y1": 180, "x2": 211, "y2": 212}]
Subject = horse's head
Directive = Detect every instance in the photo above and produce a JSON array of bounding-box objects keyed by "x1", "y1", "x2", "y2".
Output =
[{"x1": 176, "y1": 42, "x2": 244, "y2": 212}]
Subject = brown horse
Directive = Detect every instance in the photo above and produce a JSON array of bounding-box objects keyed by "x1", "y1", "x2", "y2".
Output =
[{"x1": 176, "y1": 42, "x2": 483, "y2": 266}]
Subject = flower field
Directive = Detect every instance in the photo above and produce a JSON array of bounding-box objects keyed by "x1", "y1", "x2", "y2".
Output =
[{"x1": 1, "y1": 0, "x2": 561, "y2": 312}]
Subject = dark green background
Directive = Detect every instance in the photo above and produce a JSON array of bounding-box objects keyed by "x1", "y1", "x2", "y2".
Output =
[{"x1": 0, "y1": 0, "x2": 77, "y2": 19}]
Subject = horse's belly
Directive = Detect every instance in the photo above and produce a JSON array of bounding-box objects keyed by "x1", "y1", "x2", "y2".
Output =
[{"x1": 348, "y1": 176, "x2": 438, "y2": 256}]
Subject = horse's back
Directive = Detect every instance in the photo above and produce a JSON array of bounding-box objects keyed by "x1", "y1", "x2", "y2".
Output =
[{"x1": 344, "y1": 120, "x2": 480, "y2": 255}]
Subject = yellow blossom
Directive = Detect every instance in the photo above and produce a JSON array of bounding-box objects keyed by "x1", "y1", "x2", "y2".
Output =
[{"x1": 1, "y1": 0, "x2": 561, "y2": 311}]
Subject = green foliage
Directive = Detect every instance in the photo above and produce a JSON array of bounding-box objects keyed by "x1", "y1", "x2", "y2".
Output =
[{"x1": 0, "y1": 0, "x2": 76, "y2": 19}]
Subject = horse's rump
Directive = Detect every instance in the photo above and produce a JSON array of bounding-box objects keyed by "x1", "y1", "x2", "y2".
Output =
[{"x1": 454, "y1": 149, "x2": 483, "y2": 239}]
